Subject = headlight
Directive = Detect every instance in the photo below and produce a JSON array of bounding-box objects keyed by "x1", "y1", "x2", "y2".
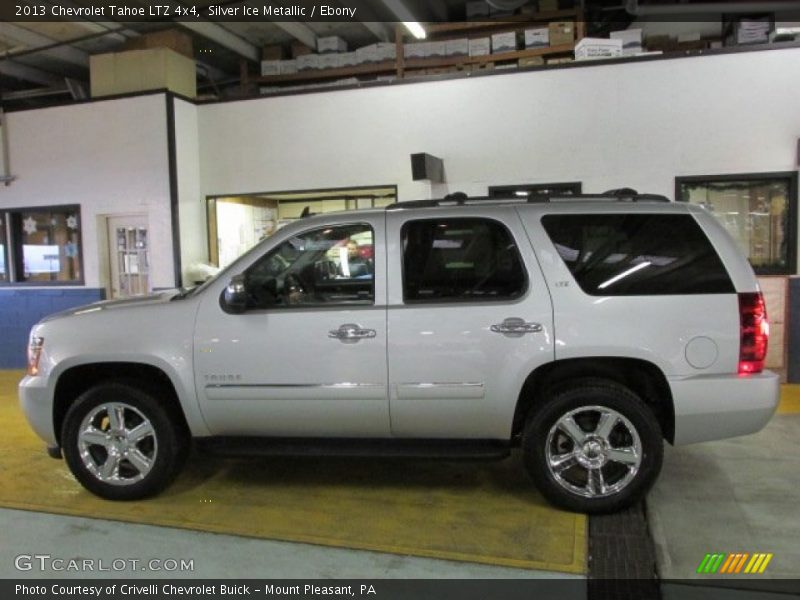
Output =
[{"x1": 27, "y1": 336, "x2": 44, "y2": 376}]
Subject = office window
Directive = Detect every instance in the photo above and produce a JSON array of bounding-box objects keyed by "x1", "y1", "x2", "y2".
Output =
[
  {"x1": 1, "y1": 206, "x2": 83, "y2": 285},
  {"x1": 677, "y1": 174, "x2": 797, "y2": 275}
]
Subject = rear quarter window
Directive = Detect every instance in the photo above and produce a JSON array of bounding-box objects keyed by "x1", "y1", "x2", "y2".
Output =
[{"x1": 541, "y1": 213, "x2": 734, "y2": 295}]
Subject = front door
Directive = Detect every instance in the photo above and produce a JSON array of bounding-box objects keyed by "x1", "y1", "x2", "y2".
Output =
[
  {"x1": 386, "y1": 208, "x2": 555, "y2": 439},
  {"x1": 194, "y1": 216, "x2": 389, "y2": 437},
  {"x1": 106, "y1": 215, "x2": 150, "y2": 299}
]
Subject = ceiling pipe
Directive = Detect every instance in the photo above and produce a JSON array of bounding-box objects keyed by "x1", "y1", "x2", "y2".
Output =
[{"x1": 626, "y1": 0, "x2": 800, "y2": 15}]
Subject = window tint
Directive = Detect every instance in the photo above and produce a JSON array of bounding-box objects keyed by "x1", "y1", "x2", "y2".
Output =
[
  {"x1": 541, "y1": 214, "x2": 734, "y2": 295},
  {"x1": 245, "y1": 223, "x2": 374, "y2": 309},
  {"x1": 402, "y1": 218, "x2": 526, "y2": 303}
]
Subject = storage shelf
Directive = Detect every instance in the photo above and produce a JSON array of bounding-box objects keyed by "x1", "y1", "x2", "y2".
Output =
[{"x1": 255, "y1": 62, "x2": 397, "y2": 84}]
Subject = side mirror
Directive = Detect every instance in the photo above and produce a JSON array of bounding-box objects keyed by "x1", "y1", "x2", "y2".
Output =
[{"x1": 222, "y1": 275, "x2": 247, "y2": 314}]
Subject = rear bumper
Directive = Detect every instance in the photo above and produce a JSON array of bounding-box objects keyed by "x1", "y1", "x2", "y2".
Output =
[
  {"x1": 669, "y1": 370, "x2": 780, "y2": 445},
  {"x1": 18, "y1": 375, "x2": 57, "y2": 447}
]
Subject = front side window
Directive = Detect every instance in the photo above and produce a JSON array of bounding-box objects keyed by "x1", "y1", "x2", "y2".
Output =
[
  {"x1": 13, "y1": 208, "x2": 82, "y2": 283},
  {"x1": 402, "y1": 218, "x2": 526, "y2": 303},
  {"x1": 245, "y1": 223, "x2": 374, "y2": 310},
  {"x1": 678, "y1": 175, "x2": 796, "y2": 274},
  {"x1": 541, "y1": 214, "x2": 734, "y2": 296}
]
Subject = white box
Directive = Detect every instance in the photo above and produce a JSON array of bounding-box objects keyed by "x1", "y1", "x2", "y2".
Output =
[
  {"x1": 524, "y1": 28, "x2": 549, "y2": 48},
  {"x1": 404, "y1": 42, "x2": 430, "y2": 59},
  {"x1": 574, "y1": 38, "x2": 623, "y2": 60},
  {"x1": 376, "y1": 42, "x2": 397, "y2": 62},
  {"x1": 317, "y1": 36, "x2": 347, "y2": 54},
  {"x1": 469, "y1": 37, "x2": 491, "y2": 57},
  {"x1": 318, "y1": 53, "x2": 342, "y2": 70},
  {"x1": 339, "y1": 52, "x2": 358, "y2": 67},
  {"x1": 279, "y1": 59, "x2": 297, "y2": 74},
  {"x1": 466, "y1": 0, "x2": 489, "y2": 19},
  {"x1": 260, "y1": 60, "x2": 281, "y2": 76},
  {"x1": 296, "y1": 54, "x2": 320, "y2": 70},
  {"x1": 356, "y1": 44, "x2": 379, "y2": 63},
  {"x1": 445, "y1": 38, "x2": 469, "y2": 56},
  {"x1": 491, "y1": 32, "x2": 518, "y2": 53},
  {"x1": 428, "y1": 41, "x2": 446, "y2": 57},
  {"x1": 611, "y1": 28, "x2": 643, "y2": 54}
]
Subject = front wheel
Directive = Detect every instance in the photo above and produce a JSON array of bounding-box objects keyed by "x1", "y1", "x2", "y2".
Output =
[
  {"x1": 61, "y1": 382, "x2": 187, "y2": 500},
  {"x1": 522, "y1": 380, "x2": 663, "y2": 514}
]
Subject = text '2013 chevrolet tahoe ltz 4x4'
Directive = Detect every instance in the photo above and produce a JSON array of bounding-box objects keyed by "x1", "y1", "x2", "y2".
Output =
[{"x1": 19, "y1": 192, "x2": 780, "y2": 513}]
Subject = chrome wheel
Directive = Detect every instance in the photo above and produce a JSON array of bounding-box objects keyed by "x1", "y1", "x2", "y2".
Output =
[
  {"x1": 77, "y1": 402, "x2": 158, "y2": 486},
  {"x1": 546, "y1": 405, "x2": 642, "y2": 499}
]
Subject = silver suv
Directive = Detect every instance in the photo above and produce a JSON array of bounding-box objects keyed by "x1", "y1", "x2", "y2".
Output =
[{"x1": 19, "y1": 193, "x2": 780, "y2": 513}]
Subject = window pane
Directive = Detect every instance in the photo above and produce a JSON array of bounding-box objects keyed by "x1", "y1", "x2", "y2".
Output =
[
  {"x1": 541, "y1": 214, "x2": 734, "y2": 296},
  {"x1": 17, "y1": 209, "x2": 82, "y2": 283},
  {"x1": 680, "y1": 179, "x2": 790, "y2": 273},
  {"x1": 402, "y1": 218, "x2": 526, "y2": 302},
  {"x1": 245, "y1": 223, "x2": 374, "y2": 309},
  {"x1": 0, "y1": 214, "x2": 7, "y2": 282}
]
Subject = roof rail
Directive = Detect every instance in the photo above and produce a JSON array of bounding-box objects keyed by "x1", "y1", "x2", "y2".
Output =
[{"x1": 385, "y1": 191, "x2": 671, "y2": 211}]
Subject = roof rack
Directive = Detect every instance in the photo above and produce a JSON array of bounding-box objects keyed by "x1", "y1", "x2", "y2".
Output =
[{"x1": 385, "y1": 190, "x2": 671, "y2": 211}]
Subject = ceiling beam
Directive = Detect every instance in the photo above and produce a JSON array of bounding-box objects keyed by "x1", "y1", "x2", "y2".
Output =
[
  {"x1": 361, "y1": 22, "x2": 392, "y2": 42},
  {"x1": 271, "y1": 21, "x2": 318, "y2": 50},
  {"x1": 0, "y1": 60, "x2": 63, "y2": 87},
  {"x1": 0, "y1": 23, "x2": 89, "y2": 68}
]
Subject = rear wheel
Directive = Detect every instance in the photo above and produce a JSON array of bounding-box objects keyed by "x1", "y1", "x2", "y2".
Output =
[
  {"x1": 522, "y1": 380, "x2": 663, "y2": 513},
  {"x1": 61, "y1": 382, "x2": 187, "y2": 500}
]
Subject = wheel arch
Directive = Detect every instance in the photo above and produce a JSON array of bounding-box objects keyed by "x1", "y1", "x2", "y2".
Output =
[{"x1": 512, "y1": 357, "x2": 675, "y2": 444}]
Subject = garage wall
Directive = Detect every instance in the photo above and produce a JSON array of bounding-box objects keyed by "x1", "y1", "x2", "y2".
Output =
[
  {"x1": 0, "y1": 93, "x2": 172, "y2": 367},
  {"x1": 197, "y1": 47, "x2": 800, "y2": 205},
  {"x1": 173, "y1": 97, "x2": 204, "y2": 286}
]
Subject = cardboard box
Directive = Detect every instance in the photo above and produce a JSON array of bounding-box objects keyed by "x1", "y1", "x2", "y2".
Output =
[
  {"x1": 428, "y1": 41, "x2": 447, "y2": 57},
  {"x1": 122, "y1": 29, "x2": 193, "y2": 60},
  {"x1": 491, "y1": 32, "x2": 518, "y2": 53},
  {"x1": 546, "y1": 56, "x2": 573, "y2": 65},
  {"x1": 296, "y1": 54, "x2": 320, "y2": 71},
  {"x1": 356, "y1": 44, "x2": 378, "y2": 63},
  {"x1": 524, "y1": 28, "x2": 549, "y2": 48},
  {"x1": 466, "y1": 0, "x2": 489, "y2": 19},
  {"x1": 290, "y1": 42, "x2": 313, "y2": 58},
  {"x1": 445, "y1": 38, "x2": 470, "y2": 56},
  {"x1": 260, "y1": 60, "x2": 281, "y2": 76},
  {"x1": 574, "y1": 37, "x2": 622, "y2": 60},
  {"x1": 91, "y1": 48, "x2": 196, "y2": 98},
  {"x1": 262, "y1": 44, "x2": 284, "y2": 61},
  {"x1": 404, "y1": 42, "x2": 427, "y2": 59},
  {"x1": 549, "y1": 21, "x2": 575, "y2": 46},
  {"x1": 318, "y1": 36, "x2": 348, "y2": 53},
  {"x1": 318, "y1": 53, "x2": 342, "y2": 70},
  {"x1": 339, "y1": 52, "x2": 358, "y2": 67},
  {"x1": 611, "y1": 28, "x2": 643, "y2": 55},
  {"x1": 645, "y1": 35, "x2": 678, "y2": 52},
  {"x1": 279, "y1": 59, "x2": 297, "y2": 75},
  {"x1": 518, "y1": 56, "x2": 545, "y2": 67},
  {"x1": 469, "y1": 37, "x2": 491, "y2": 57}
]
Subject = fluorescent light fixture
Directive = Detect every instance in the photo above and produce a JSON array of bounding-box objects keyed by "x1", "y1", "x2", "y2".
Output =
[
  {"x1": 403, "y1": 21, "x2": 426, "y2": 39},
  {"x1": 598, "y1": 261, "x2": 651, "y2": 290}
]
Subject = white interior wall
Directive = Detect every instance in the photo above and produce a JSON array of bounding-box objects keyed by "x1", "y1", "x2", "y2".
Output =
[
  {"x1": 174, "y1": 97, "x2": 204, "y2": 285},
  {"x1": 0, "y1": 94, "x2": 172, "y2": 290}
]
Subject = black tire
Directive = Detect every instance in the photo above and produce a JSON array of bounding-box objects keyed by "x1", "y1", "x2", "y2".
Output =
[
  {"x1": 522, "y1": 379, "x2": 663, "y2": 514},
  {"x1": 61, "y1": 382, "x2": 188, "y2": 500}
]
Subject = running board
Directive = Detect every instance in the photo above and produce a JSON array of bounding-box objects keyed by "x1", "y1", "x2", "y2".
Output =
[{"x1": 197, "y1": 437, "x2": 511, "y2": 460}]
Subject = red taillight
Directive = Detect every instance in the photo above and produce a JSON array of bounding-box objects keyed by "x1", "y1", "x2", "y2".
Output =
[{"x1": 738, "y1": 292, "x2": 769, "y2": 375}]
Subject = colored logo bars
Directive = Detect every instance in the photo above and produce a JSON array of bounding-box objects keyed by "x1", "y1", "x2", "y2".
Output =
[{"x1": 697, "y1": 553, "x2": 773, "y2": 574}]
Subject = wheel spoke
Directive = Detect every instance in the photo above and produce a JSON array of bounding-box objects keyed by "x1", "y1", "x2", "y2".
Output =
[
  {"x1": 127, "y1": 421, "x2": 154, "y2": 444},
  {"x1": 549, "y1": 450, "x2": 579, "y2": 473},
  {"x1": 99, "y1": 453, "x2": 121, "y2": 480},
  {"x1": 594, "y1": 410, "x2": 618, "y2": 440},
  {"x1": 126, "y1": 449, "x2": 153, "y2": 475},
  {"x1": 607, "y1": 447, "x2": 639, "y2": 466},
  {"x1": 108, "y1": 405, "x2": 125, "y2": 432},
  {"x1": 558, "y1": 416, "x2": 587, "y2": 445},
  {"x1": 79, "y1": 427, "x2": 110, "y2": 448},
  {"x1": 586, "y1": 467, "x2": 606, "y2": 496}
]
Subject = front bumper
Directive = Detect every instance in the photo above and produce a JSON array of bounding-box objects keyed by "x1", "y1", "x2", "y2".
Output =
[
  {"x1": 19, "y1": 374, "x2": 57, "y2": 448},
  {"x1": 670, "y1": 370, "x2": 781, "y2": 445}
]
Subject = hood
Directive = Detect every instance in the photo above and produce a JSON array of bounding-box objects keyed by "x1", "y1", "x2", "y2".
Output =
[{"x1": 39, "y1": 289, "x2": 182, "y2": 323}]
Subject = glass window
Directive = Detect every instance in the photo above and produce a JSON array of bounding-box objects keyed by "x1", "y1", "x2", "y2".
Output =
[
  {"x1": 678, "y1": 176, "x2": 795, "y2": 274},
  {"x1": 245, "y1": 223, "x2": 374, "y2": 309},
  {"x1": 402, "y1": 218, "x2": 526, "y2": 303},
  {"x1": 0, "y1": 214, "x2": 7, "y2": 282},
  {"x1": 541, "y1": 214, "x2": 734, "y2": 296},
  {"x1": 14, "y1": 208, "x2": 82, "y2": 283}
]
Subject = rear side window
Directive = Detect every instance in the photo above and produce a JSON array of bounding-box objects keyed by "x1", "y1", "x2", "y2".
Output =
[
  {"x1": 402, "y1": 218, "x2": 526, "y2": 302},
  {"x1": 541, "y1": 214, "x2": 734, "y2": 295}
]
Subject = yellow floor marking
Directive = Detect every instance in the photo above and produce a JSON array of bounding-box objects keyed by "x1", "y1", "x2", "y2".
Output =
[{"x1": 2, "y1": 370, "x2": 586, "y2": 574}]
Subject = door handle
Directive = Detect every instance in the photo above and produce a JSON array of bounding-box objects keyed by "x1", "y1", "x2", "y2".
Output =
[
  {"x1": 491, "y1": 318, "x2": 543, "y2": 335},
  {"x1": 329, "y1": 323, "x2": 377, "y2": 343}
]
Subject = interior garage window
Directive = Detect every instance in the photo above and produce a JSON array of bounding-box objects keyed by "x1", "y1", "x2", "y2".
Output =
[
  {"x1": 3, "y1": 206, "x2": 83, "y2": 284},
  {"x1": 677, "y1": 173, "x2": 797, "y2": 275},
  {"x1": 402, "y1": 218, "x2": 526, "y2": 303}
]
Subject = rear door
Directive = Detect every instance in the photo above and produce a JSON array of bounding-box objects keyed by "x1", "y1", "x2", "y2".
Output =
[{"x1": 386, "y1": 207, "x2": 554, "y2": 440}]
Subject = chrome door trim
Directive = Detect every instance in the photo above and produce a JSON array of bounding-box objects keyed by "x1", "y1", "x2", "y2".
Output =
[{"x1": 205, "y1": 382, "x2": 384, "y2": 389}]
